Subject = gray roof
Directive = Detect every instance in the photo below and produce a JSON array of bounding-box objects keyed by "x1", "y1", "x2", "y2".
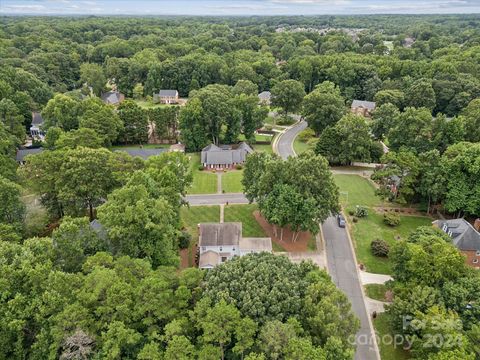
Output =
[
  {"x1": 158, "y1": 90, "x2": 178, "y2": 97},
  {"x1": 351, "y1": 100, "x2": 376, "y2": 110},
  {"x1": 101, "y1": 91, "x2": 123, "y2": 105},
  {"x1": 114, "y1": 148, "x2": 168, "y2": 160},
  {"x1": 258, "y1": 91, "x2": 271, "y2": 100},
  {"x1": 199, "y1": 250, "x2": 220, "y2": 268},
  {"x1": 16, "y1": 148, "x2": 43, "y2": 162},
  {"x1": 199, "y1": 222, "x2": 242, "y2": 247},
  {"x1": 32, "y1": 112, "x2": 43, "y2": 126},
  {"x1": 239, "y1": 238, "x2": 272, "y2": 252},
  {"x1": 201, "y1": 142, "x2": 252, "y2": 165},
  {"x1": 433, "y1": 219, "x2": 480, "y2": 251}
]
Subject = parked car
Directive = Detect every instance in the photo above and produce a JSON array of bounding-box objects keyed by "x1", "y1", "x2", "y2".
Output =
[{"x1": 337, "y1": 214, "x2": 346, "y2": 228}]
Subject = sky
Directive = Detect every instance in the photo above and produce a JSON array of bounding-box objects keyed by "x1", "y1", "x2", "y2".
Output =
[{"x1": 1, "y1": 0, "x2": 480, "y2": 16}]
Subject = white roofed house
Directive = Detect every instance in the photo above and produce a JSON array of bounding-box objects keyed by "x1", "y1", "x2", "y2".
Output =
[
  {"x1": 101, "y1": 91, "x2": 125, "y2": 106},
  {"x1": 154, "y1": 90, "x2": 179, "y2": 104},
  {"x1": 198, "y1": 222, "x2": 272, "y2": 269},
  {"x1": 258, "y1": 91, "x2": 271, "y2": 105},
  {"x1": 200, "y1": 142, "x2": 253, "y2": 170},
  {"x1": 351, "y1": 100, "x2": 376, "y2": 117}
]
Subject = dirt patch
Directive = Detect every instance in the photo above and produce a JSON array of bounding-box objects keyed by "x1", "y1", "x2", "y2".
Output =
[
  {"x1": 254, "y1": 210, "x2": 313, "y2": 252},
  {"x1": 179, "y1": 243, "x2": 198, "y2": 269},
  {"x1": 373, "y1": 207, "x2": 428, "y2": 217}
]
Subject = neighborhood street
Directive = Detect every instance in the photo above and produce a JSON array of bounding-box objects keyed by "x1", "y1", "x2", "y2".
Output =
[
  {"x1": 185, "y1": 193, "x2": 249, "y2": 205},
  {"x1": 275, "y1": 119, "x2": 307, "y2": 159}
]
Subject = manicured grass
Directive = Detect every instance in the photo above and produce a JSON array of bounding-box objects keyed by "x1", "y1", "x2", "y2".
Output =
[
  {"x1": 253, "y1": 143, "x2": 273, "y2": 154},
  {"x1": 224, "y1": 204, "x2": 267, "y2": 237},
  {"x1": 334, "y1": 174, "x2": 432, "y2": 274},
  {"x1": 238, "y1": 133, "x2": 273, "y2": 143},
  {"x1": 374, "y1": 313, "x2": 411, "y2": 360},
  {"x1": 293, "y1": 137, "x2": 310, "y2": 155},
  {"x1": 365, "y1": 284, "x2": 388, "y2": 301},
  {"x1": 187, "y1": 153, "x2": 217, "y2": 194},
  {"x1": 134, "y1": 100, "x2": 169, "y2": 109},
  {"x1": 222, "y1": 170, "x2": 244, "y2": 193}
]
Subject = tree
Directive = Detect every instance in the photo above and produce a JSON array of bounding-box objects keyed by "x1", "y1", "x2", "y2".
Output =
[
  {"x1": 55, "y1": 128, "x2": 103, "y2": 150},
  {"x1": 417, "y1": 150, "x2": 446, "y2": 214},
  {"x1": 133, "y1": 83, "x2": 144, "y2": 100},
  {"x1": 406, "y1": 78, "x2": 436, "y2": 111},
  {"x1": 79, "y1": 98, "x2": 123, "y2": 146},
  {"x1": 80, "y1": 63, "x2": 106, "y2": 97},
  {"x1": 179, "y1": 98, "x2": 208, "y2": 151},
  {"x1": 97, "y1": 184, "x2": 179, "y2": 267},
  {"x1": 271, "y1": 79, "x2": 306, "y2": 116},
  {"x1": 118, "y1": 100, "x2": 149, "y2": 144},
  {"x1": 164, "y1": 336, "x2": 195, "y2": 360},
  {"x1": 0, "y1": 176, "x2": 25, "y2": 233},
  {"x1": 374, "y1": 89, "x2": 405, "y2": 109},
  {"x1": 230, "y1": 94, "x2": 268, "y2": 143},
  {"x1": 57, "y1": 147, "x2": 118, "y2": 220},
  {"x1": 257, "y1": 320, "x2": 298, "y2": 360},
  {"x1": 461, "y1": 98, "x2": 480, "y2": 143},
  {"x1": 233, "y1": 318, "x2": 257, "y2": 359},
  {"x1": 233, "y1": 80, "x2": 258, "y2": 97},
  {"x1": 301, "y1": 81, "x2": 345, "y2": 136},
  {"x1": 316, "y1": 113, "x2": 375, "y2": 165},
  {"x1": 42, "y1": 94, "x2": 81, "y2": 131},
  {"x1": 371, "y1": 103, "x2": 400, "y2": 140},
  {"x1": 0, "y1": 98, "x2": 25, "y2": 143},
  {"x1": 44, "y1": 126, "x2": 64, "y2": 149}
]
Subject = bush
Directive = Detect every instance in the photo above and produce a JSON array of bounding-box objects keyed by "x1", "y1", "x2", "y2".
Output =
[
  {"x1": 198, "y1": 165, "x2": 204, "y2": 171},
  {"x1": 352, "y1": 217, "x2": 358, "y2": 223},
  {"x1": 355, "y1": 205, "x2": 368, "y2": 218},
  {"x1": 277, "y1": 115, "x2": 295, "y2": 126},
  {"x1": 371, "y1": 239, "x2": 389, "y2": 257},
  {"x1": 235, "y1": 164, "x2": 243, "y2": 170},
  {"x1": 383, "y1": 212, "x2": 400, "y2": 226},
  {"x1": 178, "y1": 231, "x2": 191, "y2": 249},
  {"x1": 348, "y1": 210, "x2": 355, "y2": 216},
  {"x1": 297, "y1": 128, "x2": 315, "y2": 143}
]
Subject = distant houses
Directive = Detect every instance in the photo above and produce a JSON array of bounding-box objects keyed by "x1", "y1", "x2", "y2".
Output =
[
  {"x1": 198, "y1": 222, "x2": 272, "y2": 269},
  {"x1": 200, "y1": 142, "x2": 253, "y2": 170},
  {"x1": 101, "y1": 91, "x2": 125, "y2": 106},
  {"x1": 154, "y1": 90, "x2": 179, "y2": 104},
  {"x1": 258, "y1": 91, "x2": 271, "y2": 105},
  {"x1": 433, "y1": 218, "x2": 480, "y2": 269},
  {"x1": 351, "y1": 100, "x2": 376, "y2": 117},
  {"x1": 30, "y1": 112, "x2": 45, "y2": 140}
]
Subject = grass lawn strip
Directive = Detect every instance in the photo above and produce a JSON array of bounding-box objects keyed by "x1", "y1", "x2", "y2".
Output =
[
  {"x1": 364, "y1": 284, "x2": 388, "y2": 301},
  {"x1": 221, "y1": 170, "x2": 244, "y2": 193},
  {"x1": 373, "y1": 313, "x2": 411, "y2": 360},
  {"x1": 187, "y1": 153, "x2": 217, "y2": 194}
]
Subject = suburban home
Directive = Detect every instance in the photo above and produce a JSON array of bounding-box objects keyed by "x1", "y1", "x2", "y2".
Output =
[
  {"x1": 433, "y1": 218, "x2": 480, "y2": 268},
  {"x1": 201, "y1": 142, "x2": 253, "y2": 169},
  {"x1": 258, "y1": 91, "x2": 271, "y2": 105},
  {"x1": 154, "y1": 90, "x2": 179, "y2": 104},
  {"x1": 351, "y1": 100, "x2": 376, "y2": 117},
  {"x1": 30, "y1": 112, "x2": 45, "y2": 140},
  {"x1": 114, "y1": 148, "x2": 168, "y2": 160},
  {"x1": 101, "y1": 91, "x2": 125, "y2": 105},
  {"x1": 198, "y1": 222, "x2": 272, "y2": 269},
  {"x1": 16, "y1": 148, "x2": 43, "y2": 164}
]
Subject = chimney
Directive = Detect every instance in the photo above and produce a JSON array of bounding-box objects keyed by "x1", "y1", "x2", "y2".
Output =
[{"x1": 474, "y1": 219, "x2": 480, "y2": 232}]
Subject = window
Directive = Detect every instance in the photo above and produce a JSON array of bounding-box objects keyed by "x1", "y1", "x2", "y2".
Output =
[
  {"x1": 232, "y1": 248, "x2": 235, "y2": 251},
  {"x1": 473, "y1": 259, "x2": 479, "y2": 264},
  {"x1": 221, "y1": 257, "x2": 227, "y2": 262},
  {"x1": 202, "y1": 247, "x2": 206, "y2": 251},
  {"x1": 476, "y1": 250, "x2": 480, "y2": 256},
  {"x1": 219, "y1": 247, "x2": 223, "y2": 251}
]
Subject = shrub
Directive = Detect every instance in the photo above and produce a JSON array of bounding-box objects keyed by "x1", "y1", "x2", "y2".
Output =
[
  {"x1": 383, "y1": 212, "x2": 400, "y2": 226},
  {"x1": 198, "y1": 165, "x2": 204, "y2": 171},
  {"x1": 348, "y1": 210, "x2": 355, "y2": 216},
  {"x1": 355, "y1": 206, "x2": 368, "y2": 218},
  {"x1": 277, "y1": 115, "x2": 295, "y2": 126},
  {"x1": 297, "y1": 128, "x2": 315, "y2": 143},
  {"x1": 352, "y1": 217, "x2": 358, "y2": 223},
  {"x1": 371, "y1": 239, "x2": 389, "y2": 257},
  {"x1": 235, "y1": 164, "x2": 243, "y2": 170},
  {"x1": 178, "y1": 231, "x2": 191, "y2": 249}
]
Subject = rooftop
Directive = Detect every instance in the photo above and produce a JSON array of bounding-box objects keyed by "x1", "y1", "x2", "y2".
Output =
[
  {"x1": 101, "y1": 91, "x2": 124, "y2": 105},
  {"x1": 158, "y1": 90, "x2": 178, "y2": 97},
  {"x1": 239, "y1": 237, "x2": 273, "y2": 252},
  {"x1": 199, "y1": 222, "x2": 242, "y2": 247},
  {"x1": 433, "y1": 219, "x2": 480, "y2": 251},
  {"x1": 201, "y1": 142, "x2": 253, "y2": 165},
  {"x1": 31, "y1": 112, "x2": 44, "y2": 126},
  {"x1": 16, "y1": 148, "x2": 43, "y2": 162},
  {"x1": 351, "y1": 100, "x2": 376, "y2": 110},
  {"x1": 114, "y1": 148, "x2": 168, "y2": 160}
]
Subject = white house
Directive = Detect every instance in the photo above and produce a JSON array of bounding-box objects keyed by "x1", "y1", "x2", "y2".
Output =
[{"x1": 198, "y1": 222, "x2": 272, "y2": 269}]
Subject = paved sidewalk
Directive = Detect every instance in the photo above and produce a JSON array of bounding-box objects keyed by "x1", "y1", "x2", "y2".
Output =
[
  {"x1": 360, "y1": 272, "x2": 393, "y2": 285},
  {"x1": 217, "y1": 173, "x2": 222, "y2": 194}
]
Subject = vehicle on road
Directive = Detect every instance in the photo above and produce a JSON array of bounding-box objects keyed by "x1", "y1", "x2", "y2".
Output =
[{"x1": 337, "y1": 214, "x2": 346, "y2": 228}]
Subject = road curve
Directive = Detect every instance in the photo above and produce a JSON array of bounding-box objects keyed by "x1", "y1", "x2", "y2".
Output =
[{"x1": 275, "y1": 120, "x2": 308, "y2": 159}]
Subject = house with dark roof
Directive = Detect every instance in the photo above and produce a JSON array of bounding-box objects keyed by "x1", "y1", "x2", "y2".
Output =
[
  {"x1": 101, "y1": 91, "x2": 125, "y2": 106},
  {"x1": 258, "y1": 91, "x2": 271, "y2": 105},
  {"x1": 114, "y1": 147, "x2": 168, "y2": 160},
  {"x1": 351, "y1": 100, "x2": 376, "y2": 117},
  {"x1": 16, "y1": 148, "x2": 43, "y2": 164},
  {"x1": 198, "y1": 222, "x2": 272, "y2": 269},
  {"x1": 433, "y1": 219, "x2": 480, "y2": 268},
  {"x1": 200, "y1": 142, "x2": 253, "y2": 169},
  {"x1": 154, "y1": 90, "x2": 179, "y2": 104},
  {"x1": 30, "y1": 112, "x2": 45, "y2": 140}
]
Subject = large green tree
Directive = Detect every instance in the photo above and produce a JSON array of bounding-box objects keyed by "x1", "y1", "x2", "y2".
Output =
[
  {"x1": 118, "y1": 100, "x2": 149, "y2": 144},
  {"x1": 271, "y1": 79, "x2": 306, "y2": 116}
]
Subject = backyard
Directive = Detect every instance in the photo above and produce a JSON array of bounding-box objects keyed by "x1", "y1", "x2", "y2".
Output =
[{"x1": 333, "y1": 174, "x2": 432, "y2": 274}]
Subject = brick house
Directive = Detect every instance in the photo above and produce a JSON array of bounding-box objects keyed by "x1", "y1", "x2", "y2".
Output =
[
  {"x1": 432, "y1": 219, "x2": 480, "y2": 268},
  {"x1": 351, "y1": 100, "x2": 376, "y2": 117},
  {"x1": 201, "y1": 142, "x2": 253, "y2": 170}
]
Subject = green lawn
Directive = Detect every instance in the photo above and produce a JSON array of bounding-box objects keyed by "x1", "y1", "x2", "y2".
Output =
[
  {"x1": 222, "y1": 171, "x2": 244, "y2": 193},
  {"x1": 253, "y1": 143, "x2": 273, "y2": 154},
  {"x1": 224, "y1": 204, "x2": 267, "y2": 237},
  {"x1": 187, "y1": 153, "x2": 217, "y2": 194},
  {"x1": 293, "y1": 137, "x2": 310, "y2": 155},
  {"x1": 374, "y1": 313, "x2": 411, "y2": 360},
  {"x1": 134, "y1": 99, "x2": 170, "y2": 109},
  {"x1": 365, "y1": 284, "x2": 388, "y2": 301},
  {"x1": 334, "y1": 175, "x2": 432, "y2": 274},
  {"x1": 238, "y1": 133, "x2": 273, "y2": 143},
  {"x1": 180, "y1": 205, "x2": 220, "y2": 238}
]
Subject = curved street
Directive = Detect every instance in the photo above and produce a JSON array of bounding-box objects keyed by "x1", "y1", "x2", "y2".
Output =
[{"x1": 275, "y1": 120, "x2": 308, "y2": 159}]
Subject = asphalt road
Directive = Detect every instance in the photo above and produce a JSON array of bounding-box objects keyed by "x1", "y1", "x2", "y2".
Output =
[
  {"x1": 185, "y1": 193, "x2": 249, "y2": 205},
  {"x1": 323, "y1": 217, "x2": 379, "y2": 360},
  {"x1": 275, "y1": 120, "x2": 307, "y2": 159}
]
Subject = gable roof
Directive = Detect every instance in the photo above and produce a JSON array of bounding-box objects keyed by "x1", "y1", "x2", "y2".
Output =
[
  {"x1": 258, "y1": 91, "x2": 271, "y2": 100},
  {"x1": 101, "y1": 91, "x2": 123, "y2": 105},
  {"x1": 16, "y1": 148, "x2": 43, "y2": 162},
  {"x1": 158, "y1": 90, "x2": 178, "y2": 97},
  {"x1": 31, "y1": 112, "x2": 44, "y2": 126},
  {"x1": 239, "y1": 237, "x2": 272, "y2": 252},
  {"x1": 351, "y1": 100, "x2": 376, "y2": 110},
  {"x1": 201, "y1": 142, "x2": 252, "y2": 165},
  {"x1": 114, "y1": 148, "x2": 168, "y2": 160},
  {"x1": 198, "y1": 250, "x2": 220, "y2": 269},
  {"x1": 199, "y1": 222, "x2": 242, "y2": 247},
  {"x1": 433, "y1": 219, "x2": 480, "y2": 251},
  {"x1": 237, "y1": 142, "x2": 254, "y2": 154}
]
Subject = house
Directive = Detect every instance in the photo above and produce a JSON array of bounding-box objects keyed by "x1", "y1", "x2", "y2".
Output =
[
  {"x1": 101, "y1": 91, "x2": 125, "y2": 106},
  {"x1": 198, "y1": 222, "x2": 272, "y2": 269},
  {"x1": 351, "y1": 100, "x2": 376, "y2": 117},
  {"x1": 16, "y1": 148, "x2": 43, "y2": 164},
  {"x1": 433, "y1": 219, "x2": 480, "y2": 268},
  {"x1": 30, "y1": 112, "x2": 45, "y2": 140},
  {"x1": 258, "y1": 91, "x2": 271, "y2": 105},
  {"x1": 201, "y1": 142, "x2": 253, "y2": 169},
  {"x1": 154, "y1": 90, "x2": 179, "y2": 104},
  {"x1": 114, "y1": 148, "x2": 168, "y2": 160}
]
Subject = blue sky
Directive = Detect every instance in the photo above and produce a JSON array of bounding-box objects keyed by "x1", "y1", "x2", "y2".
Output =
[{"x1": 1, "y1": 0, "x2": 480, "y2": 15}]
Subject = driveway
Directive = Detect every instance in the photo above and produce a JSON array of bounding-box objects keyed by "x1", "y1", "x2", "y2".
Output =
[{"x1": 323, "y1": 216, "x2": 380, "y2": 360}]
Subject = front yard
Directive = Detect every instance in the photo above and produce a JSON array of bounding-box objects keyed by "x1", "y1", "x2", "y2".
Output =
[
  {"x1": 333, "y1": 174, "x2": 432, "y2": 275},
  {"x1": 221, "y1": 170, "x2": 243, "y2": 193},
  {"x1": 187, "y1": 153, "x2": 217, "y2": 194}
]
